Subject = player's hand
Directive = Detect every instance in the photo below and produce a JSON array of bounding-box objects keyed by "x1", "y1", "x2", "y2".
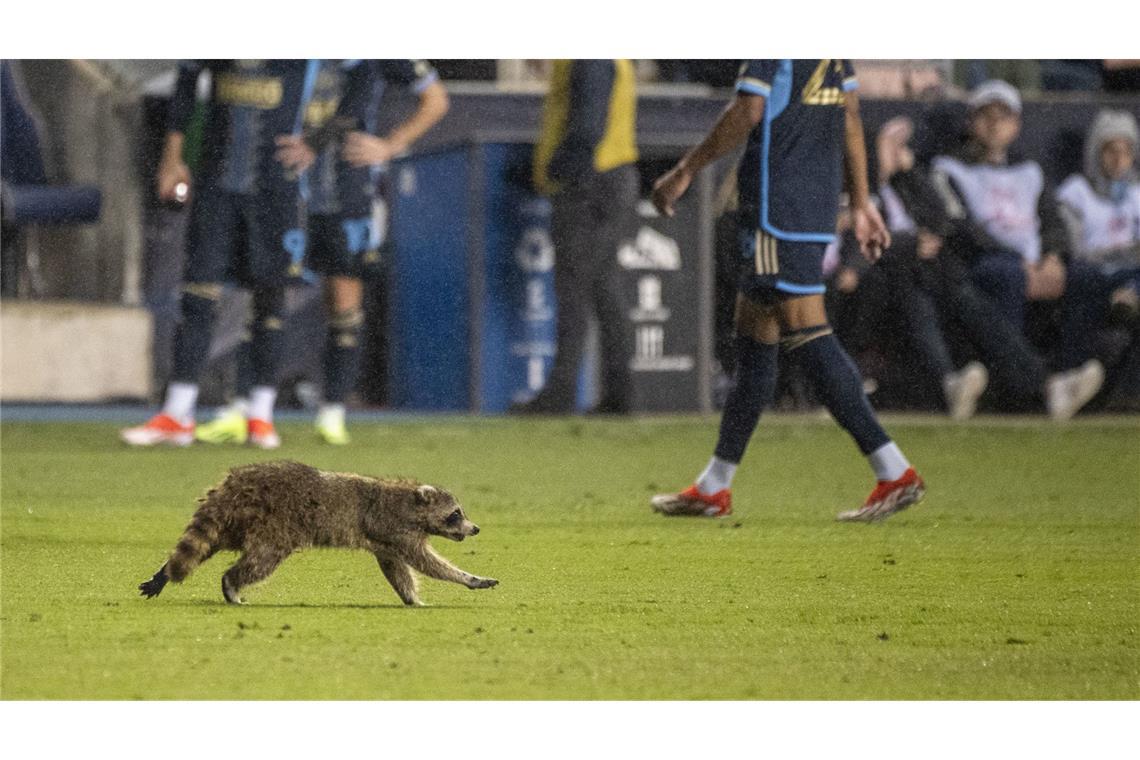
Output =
[
  {"x1": 275, "y1": 135, "x2": 316, "y2": 172},
  {"x1": 343, "y1": 132, "x2": 402, "y2": 168},
  {"x1": 852, "y1": 201, "x2": 891, "y2": 262},
  {"x1": 157, "y1": 157, "x2": 191, "y2": 203},
  {"x1": 651, "y1": 165, "x2": 692, "y2": 218}
]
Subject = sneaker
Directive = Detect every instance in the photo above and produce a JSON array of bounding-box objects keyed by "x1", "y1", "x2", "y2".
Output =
[
  {"x1": 194, "y1": 410, "x2": 248, "y2": 445},
  {"x1": 315, "y1": 414, "x2": 350, "y2": 446},
  {"x1": 1046, "y1": 359, "x2": 1106, "y2": 421},
  {"x1": 836, "y1": 468, "x2": 926, "y2": 523},
  {"x1": 943, "y1": 361, "x2": 988, "y2": 421},
  {"x1": 120, "y1": 414, "x2": 195, "y2": 447},
  {"x1": 651, "y1": 485, "x2": 732, "y2": 517},
  {"x1": 247, "y1": 418, "x2": 281, "y2": 450}
]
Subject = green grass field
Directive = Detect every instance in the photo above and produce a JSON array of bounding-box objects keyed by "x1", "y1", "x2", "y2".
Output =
[{"x1": 1, "y1": 415, "x2": 1137, "y2": 699}]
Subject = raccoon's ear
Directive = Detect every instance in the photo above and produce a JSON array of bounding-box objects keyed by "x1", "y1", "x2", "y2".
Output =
[{"x1": 415, "y1": 485, "x2": 438, "y2": 505}]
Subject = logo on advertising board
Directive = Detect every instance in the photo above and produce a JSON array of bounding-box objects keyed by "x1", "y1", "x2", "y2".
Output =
[
  {"x1": 515, "y1": 228, "x2": 555, "y2": 274},
  {"x1": 630, "y1": 325, "x2": 693, "y2": 372},
  {"x1": 629, "y1": 275, "x2": 671, "y2": 322},
  {"x1": 618, "y1": 227, "x2": 681, "y2": 271}
]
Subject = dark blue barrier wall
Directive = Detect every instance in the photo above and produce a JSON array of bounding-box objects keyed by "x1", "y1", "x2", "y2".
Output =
[
  {"x1": 387, "y1": 140, "x2": 713, "y2": 413},
  {"x1": 389, "y1": 142, "x2": 575, "y2": 413}
]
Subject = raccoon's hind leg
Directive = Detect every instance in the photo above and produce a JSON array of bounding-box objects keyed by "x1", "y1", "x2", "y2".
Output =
[
  {"x1": 376, "y1": 554, "x2": 421, "y2": 606},
  {"x1": 139, "y1": 563, "x2": 170, "y2": 599},
  {"x1": 220, "y1": 546, "x2": 292, "y2": 605}
]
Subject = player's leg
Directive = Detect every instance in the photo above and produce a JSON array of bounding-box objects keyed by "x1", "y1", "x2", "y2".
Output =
[
  {"x1": 777, "y1": 293, "x2": 925, "y2": 521},
  {"x1": 240, "y1": 192, "x2": 304, "y2": 449},
  {"x1": 244, "y1": 285, "x2": 286, "y2": 449},
  {"x1": 309, "y1": 214, "x2": 369, "y2": 445},
  {"x1": 196, "y1": 291, "x2": 254, "y2": 445},
  {"x1": 652, "y1": 226, "x2": 784, "y2": 517},
  {"x1": 652, "y1": 291, "x2": 780, "y2": 517},
  {"x1": 122, "y1": 189, "x2": 238, "y2": 446},
  {"x1": 317, "y1": 274, "x2": 364, "y2": 444}
]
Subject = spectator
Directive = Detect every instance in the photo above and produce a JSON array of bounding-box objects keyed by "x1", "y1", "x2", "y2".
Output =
[
  {"x1": 929, "y1": 80, "x2": 1108, "y2": 419},
  {"x1": 1056, "y1": 109, "x2": 1140, "y2": 288},
  {"x1": 511, "y1": 59, "x2": 639, "y2": 415},
  {"x1": 826, "y1": 118, "x2": 989, "y2": 419},
  {"x1": 1056, "y1": 109, "x2": 1140, "y2": 406}
]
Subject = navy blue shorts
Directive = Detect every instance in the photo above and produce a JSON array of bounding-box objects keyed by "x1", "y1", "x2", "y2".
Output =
[
  {"x1": 737, "y1": 226, "x2": 828, "y2": 304},
  {"x1": 183, "y1": 186, "x2": 306, "y2": 288},
  {"x1": 305, "y1": 211, "x2": 385, "y2": 279}
]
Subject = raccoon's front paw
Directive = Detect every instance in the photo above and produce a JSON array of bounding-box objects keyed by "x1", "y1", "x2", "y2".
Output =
[{"x1": 469, "y1": 576, "x2": 499, "y2": 589}]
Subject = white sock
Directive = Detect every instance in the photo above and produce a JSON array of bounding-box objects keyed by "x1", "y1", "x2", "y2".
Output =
[
  {"x1": 222, "y1": 397, "x2": 249, "y2": 418},
  {"x1": 161, "y1": 382, "x2": 199, "y2": 424},
  {"x1": 867, "y1": 442, "x2": 910, "y2": 482},
  {"x1": 248, "y1": 386, "x2": 277, "y2": 422},
  {"x1": 696, "y1": 456, "x2": 738, "y2": 495},
  {"x1": 317, "y1": 403, "x2": 345, "y2": 426}
]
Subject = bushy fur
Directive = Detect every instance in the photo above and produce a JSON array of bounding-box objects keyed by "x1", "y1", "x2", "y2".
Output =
[{"x1": 138, "y1": 460, "x2": 498, "y2": 606}]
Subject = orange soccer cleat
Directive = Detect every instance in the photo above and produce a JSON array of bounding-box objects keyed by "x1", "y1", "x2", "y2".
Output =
[
  {"x1": 836, "y1": 467, "x2": 926, "y2": 523},
  {"x1": 650, "y1": 484, "x2": 733, "y2": 518},
  {"x1": 120, "y1": 414, "x2": 195, "y2": 447},
  {"x1": 247, "y1": 418, "x2": 281, "y2": 450}
]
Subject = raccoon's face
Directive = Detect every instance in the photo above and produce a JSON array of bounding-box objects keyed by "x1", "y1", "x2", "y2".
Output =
[{"x1": 417, "y1": 485, "x2": 481, "y2": 542}]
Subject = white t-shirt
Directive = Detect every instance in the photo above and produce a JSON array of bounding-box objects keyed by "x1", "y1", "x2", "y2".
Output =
[
  {"x1": 933, "y1": 156, "x2": 1044, "y2": 263},
  {"x1": 1055, "y1": 174, "x2": 1140, "y2": 260}
]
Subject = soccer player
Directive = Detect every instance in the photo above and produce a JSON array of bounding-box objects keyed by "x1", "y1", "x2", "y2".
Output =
[
  {"x1": 649, "y1": 60, "x2": 926, "y2": 522},
  {"x1": 195, "y1": 60, "x2": 448, "y2": 446},
  {"x1": 121, "y1": 60, "x2": 322, "y2": 448}
]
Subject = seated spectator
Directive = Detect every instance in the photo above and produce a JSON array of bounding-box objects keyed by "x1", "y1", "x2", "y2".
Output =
[
  {"x1": 1056, "y1": 110, "x2": 1140, "y2": 407},
  {"x1": 1056, "y1": 109, "x2": 1140, "y2": 303},
  {"x1": 827, "y1": 119, "x2": 989, "y2": 419},
  {"x1": 928, "y1": 80, "x2": 1108, "y2": 419}
]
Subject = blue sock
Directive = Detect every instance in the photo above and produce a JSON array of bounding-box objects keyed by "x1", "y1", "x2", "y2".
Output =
[
  {"x1": 171, "y1": 289, "x2": 218, "y2": 383},
  {"x1": 323, "y1": 307, "x2": 364, "y2": 403},
  {"x1": 250, "y1": 288, "x2": 285, "y2": 388},
  {"x1": 713, "y1": 335, "x2": 779, "y2": 463},
  {"x1": 234, "y1": 323, "x2": 254, "y2": 401},
  {"x1": 789, "y1": 327, "x2": 890, "y2": 455}
]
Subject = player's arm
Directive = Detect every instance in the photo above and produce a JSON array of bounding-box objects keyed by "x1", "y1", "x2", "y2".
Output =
[
  {"x1": 382, "y1": 80, "x2": 450, "y2": 155},
  {"x1": 343, "y1": 62, "x2": 450, "y2": 168},
  {"x1": 651, "y1": 93, "x2": 764, "y2": 217},
  {"x1": 843, "y1": 90, "x2": 891, "y2": 261},
  {"x1": 157, "y1": 61, "x2": 202, "y2": 201}
]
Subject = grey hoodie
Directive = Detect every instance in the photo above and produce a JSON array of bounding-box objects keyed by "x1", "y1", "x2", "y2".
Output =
[{"x1": 1084, "y1": 110, "x2": 1139, "y2": 200}]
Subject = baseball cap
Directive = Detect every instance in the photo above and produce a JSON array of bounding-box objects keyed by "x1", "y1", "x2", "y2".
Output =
[{"x1": 969, "y1": 79, "x2": 1022, "y2": 114}]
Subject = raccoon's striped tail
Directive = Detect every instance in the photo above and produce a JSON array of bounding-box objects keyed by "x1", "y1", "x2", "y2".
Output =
[
  {"x1": 166, "y1": 511, "x2": 223, "y2": 582},
  {"x1": 140, "y1": 512, "x2": 224, "y2": 599}
]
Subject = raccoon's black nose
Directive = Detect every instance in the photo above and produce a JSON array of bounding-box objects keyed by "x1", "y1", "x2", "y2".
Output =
[{"x1": 470, "y1": 525, "x2": 480, "y2": 536}]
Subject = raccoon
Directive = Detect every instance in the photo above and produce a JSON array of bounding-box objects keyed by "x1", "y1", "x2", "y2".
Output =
[{"x1": 138, "y1": 460, "x2": 498, "y2": 606}]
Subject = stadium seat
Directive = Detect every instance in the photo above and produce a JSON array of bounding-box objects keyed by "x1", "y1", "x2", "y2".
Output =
[{"x1": 1, "y1": 59, "x2": 102, "y2": 297}]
